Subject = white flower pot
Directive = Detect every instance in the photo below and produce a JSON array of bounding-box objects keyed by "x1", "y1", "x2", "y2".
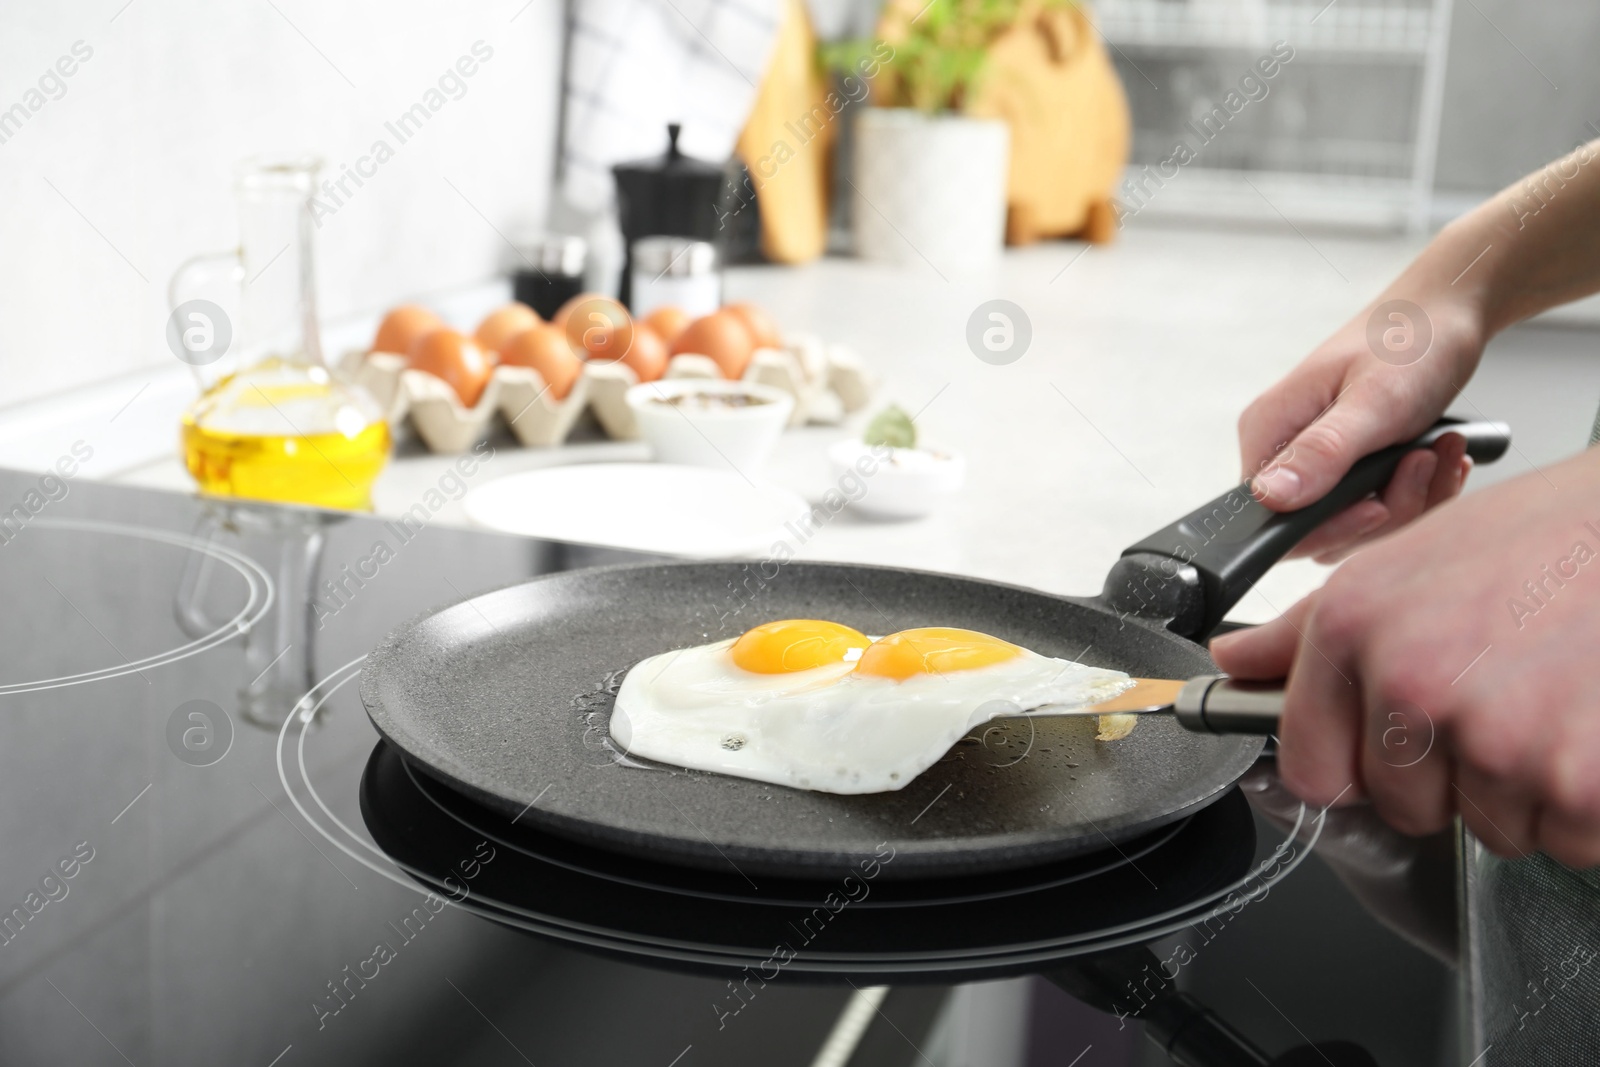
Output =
[{"x1": 851, "y1": 108, "x2": 1010, "y2": 272}]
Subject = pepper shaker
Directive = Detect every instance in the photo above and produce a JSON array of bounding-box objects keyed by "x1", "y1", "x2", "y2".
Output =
[{"x1": 512, "y1": 235, "x2": 588, "y2": 321}]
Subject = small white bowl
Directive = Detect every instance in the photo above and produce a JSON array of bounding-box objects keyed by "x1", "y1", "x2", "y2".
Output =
[
  {"x1": 827, "y1": 439, "x2": 966, "y2": 519},
  {"x1": 626, "y1": 378, "x2": 795, "y2": 472}
]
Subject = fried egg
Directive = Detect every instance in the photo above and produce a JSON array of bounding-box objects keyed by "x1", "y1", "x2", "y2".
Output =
[{"x1": 609, "y1": 620, "x2": 1133, "y2": 794}]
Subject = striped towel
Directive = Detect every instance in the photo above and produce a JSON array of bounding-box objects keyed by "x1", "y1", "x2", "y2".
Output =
[{"x1": 560, "y1": 0, "x2": 783, "y2": 211}]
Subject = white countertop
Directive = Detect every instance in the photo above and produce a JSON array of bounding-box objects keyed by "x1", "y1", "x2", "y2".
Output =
[{"x1": 98, "y1": 224, "x2": 1455, "y2": 624}]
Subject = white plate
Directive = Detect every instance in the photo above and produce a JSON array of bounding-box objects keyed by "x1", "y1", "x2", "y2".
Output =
[{"x1": 462, "y1": 463, "x2": 811, "y2": 558}]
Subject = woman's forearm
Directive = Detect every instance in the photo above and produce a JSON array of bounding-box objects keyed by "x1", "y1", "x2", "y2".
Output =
[{"x1": 1397, "y1": 139, "x2": 1600, "y2": 338}]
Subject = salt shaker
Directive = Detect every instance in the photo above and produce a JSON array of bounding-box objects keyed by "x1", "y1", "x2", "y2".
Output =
[{"x1": 629, "y1": 236, "x2": 721, "y2": 320}]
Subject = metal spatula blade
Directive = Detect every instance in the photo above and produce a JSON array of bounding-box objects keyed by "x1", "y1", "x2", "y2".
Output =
[
  {"x1": 1083, "y1": 677, "x2": 1188, "y2": 715},
  {"x1": 1025, "y1": 675, "x2": 1284, "y2": 736}
]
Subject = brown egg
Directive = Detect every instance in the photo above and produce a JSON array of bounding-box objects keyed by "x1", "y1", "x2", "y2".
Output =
[
  {"x1": 372, "y1": 305, "x2": 443, "y2": 356},
  {"x1": 724, "y1": 302, "x2": 782, "y2": 349},
  {"x1": 613, "y1": 323, "x2": 669, "y2": 382},
  {"x1": 643, "y1": 305, "x2": 691, "y2": 346},
  {"x1": 552, "y1": 292, "x2": 609, "y2": 331},
  {"x1": 407, "y1": 329, "x2": 493, "y2": 408},
  {"x1": 671, "y1": 310, "x2": 755, "y2": 379},
  {"x1": 499, "y1": 325, "x2": 583, "y2": 400},
  {"x1": 474, "y1": 303, "x2": 541, "y2": 355},
  {"x1": 576, "y1": 314, "x2": 635, "y2": 366}
]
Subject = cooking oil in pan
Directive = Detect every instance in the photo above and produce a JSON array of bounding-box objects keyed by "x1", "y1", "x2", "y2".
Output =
[
  {"x1": 182, "y1": 358, "x2": 390, "y2": 511},
  {"x1": 575, "y1": 666, "x2": 663, "y2": 770}
]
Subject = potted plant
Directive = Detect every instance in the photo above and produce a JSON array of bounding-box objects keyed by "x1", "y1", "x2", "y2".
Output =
[{"x1": 825, "y1": 0, "x2": 1073, "y2": 271}]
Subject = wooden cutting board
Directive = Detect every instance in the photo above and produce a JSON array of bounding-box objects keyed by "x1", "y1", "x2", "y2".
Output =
[{"x1": 734, "y1": 0, "x2": 834, "y2": 264}]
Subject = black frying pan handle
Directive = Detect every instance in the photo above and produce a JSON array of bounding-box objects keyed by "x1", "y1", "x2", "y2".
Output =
[{"x1": 1101, "y1": 418, "x2": 1511, "y2": 640}]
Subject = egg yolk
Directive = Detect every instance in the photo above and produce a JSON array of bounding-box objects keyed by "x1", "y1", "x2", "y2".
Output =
[
  {"x1": 853, "y1": 628, "x2": 1023, "y2": 681},
  {"x1": 730, "y1": 620, "x2": 871, "y2": 674}
]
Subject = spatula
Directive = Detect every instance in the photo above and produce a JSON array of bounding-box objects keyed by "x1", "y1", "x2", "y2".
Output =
[{"x1": 1026, "y1": 675, "x2": 1285, "y2": 736}]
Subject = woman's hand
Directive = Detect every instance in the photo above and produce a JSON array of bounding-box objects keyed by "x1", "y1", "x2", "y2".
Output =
[
  {"x1": 1241, "y1": 288, "x2": 1487, "y2": 562},
  {"x1": 1211, "y1": 449, "x2": 1600, "y2": 868},
  {"x1": 1241, "y1": 138, "x2": 1600, "y2": 562}
]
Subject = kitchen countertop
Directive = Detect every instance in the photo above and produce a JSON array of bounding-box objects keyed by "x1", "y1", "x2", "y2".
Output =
[{"x1": 106, "y1": 225, "x2": 1461, "y2": 623}]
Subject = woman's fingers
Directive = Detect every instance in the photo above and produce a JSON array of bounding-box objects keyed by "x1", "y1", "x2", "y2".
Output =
[
  {"x1": 1208, "y1": 593, "x2": 1316, "y2": 681},
  {"x1": 1211, "y1": 597, "x2": 1366, "y2": 810},
  {"x1": 1534, "y1": 807, "x2": 1600, "y2": 869},
  {"x1": 1237, "y1": 368, "x2": 1343, "y2": 482},
  {"x1": 1250, "y1": 380, "x2": 1408, "y2": 511},
  {"x1": 1309, "y1": 449, "x2": 1437, "y2": 564},
  {"x1": 1423, "y1": 434, "x2": 1470, "y2": 509},
  {"x1": 1359, "y1": 701, "x2": 1454, "y2": 836},
  {"x1": 1379, "y1": 448, "x2": 1439, "y2": 530},
  {"x1": 1289, "y1": 435, "x2": 1472, "y2": 563},
  {"x1": 1530, "y1": 700, "x2": 1600, "y2": 867},
  {"x1": 1455, "y1": 765, "x2": 1540, "y2": 858},
  {"x1": 1275, "y1": 601, "x2": 1367, "y2": 808}
]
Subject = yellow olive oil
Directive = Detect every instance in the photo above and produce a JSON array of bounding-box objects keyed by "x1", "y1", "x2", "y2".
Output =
[{"x1": 181, "y1": 358, "x2": 390, "y2": 511}]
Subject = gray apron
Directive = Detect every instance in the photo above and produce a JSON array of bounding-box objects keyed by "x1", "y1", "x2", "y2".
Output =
[
  {"x1": 1463, "y1": 419, "x2": 1600, "y2": 1063},
  {"x1": 1465, "y1": 840, "x2": 1600, "y2": 1063}
]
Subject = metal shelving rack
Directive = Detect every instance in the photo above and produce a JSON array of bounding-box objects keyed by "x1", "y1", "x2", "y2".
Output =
[{"x1": 1096, "y1": 0, "x2": 1455, "y2": 231}]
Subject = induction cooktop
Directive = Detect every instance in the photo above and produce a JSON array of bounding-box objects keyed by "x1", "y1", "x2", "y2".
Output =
[{"x1": 0, "y1": 469, "x2": 1459, "y2": 1066}]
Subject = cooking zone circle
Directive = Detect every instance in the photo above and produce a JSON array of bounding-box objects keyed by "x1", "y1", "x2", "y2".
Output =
[
  {"x1": 0, "y1": 518, "x2": 272, "y2": 696},
  {"x1": 281, "y1": 658, "x2": 1323, "y2": 977}
]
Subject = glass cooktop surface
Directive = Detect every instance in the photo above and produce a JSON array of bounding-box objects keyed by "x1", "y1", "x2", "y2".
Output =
[{"x1": 0, "y1": 470, "x2": 1459, "y2": 1067}]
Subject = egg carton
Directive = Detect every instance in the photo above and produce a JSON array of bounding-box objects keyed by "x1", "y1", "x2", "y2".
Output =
[
  {"x1": 336, "y1": 334, "x2": 875, "y2": 450},
  {"x1": 767, "y1": 333, "x2": 875, "y2": 426},
  {"x1": 337, "y1": 349, "x2": 590, "y2": 453},
  {"x1": 498, "y1": 365, "x2": 592, "y2": 448}
]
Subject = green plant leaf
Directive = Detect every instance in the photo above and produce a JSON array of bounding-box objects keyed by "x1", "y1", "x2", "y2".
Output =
[{"x1": 817, "y1": 0, "x2": 1072, "y2": 113}]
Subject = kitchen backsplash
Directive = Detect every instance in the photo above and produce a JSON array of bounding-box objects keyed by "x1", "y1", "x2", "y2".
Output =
[{"x1": 0, "y1": 0, "x2": 562, "y2": 406}]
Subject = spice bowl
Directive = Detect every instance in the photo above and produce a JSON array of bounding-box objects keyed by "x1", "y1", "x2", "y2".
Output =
[
  {"x1": 626, "y1": 379, "x2": 794, "y2": 471},
  {"x1": 827, "y1": 438, "x2": 966, "y2": 519}
]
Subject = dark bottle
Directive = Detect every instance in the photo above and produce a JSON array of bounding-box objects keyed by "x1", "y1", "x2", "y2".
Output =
[{"x1": 511, "y1": 235, "x2": 587, "y2": 321}]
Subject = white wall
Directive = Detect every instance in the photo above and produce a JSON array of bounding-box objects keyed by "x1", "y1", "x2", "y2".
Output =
[{"x1": 0, "y1": 0, "x2": 564, "y2": 406}]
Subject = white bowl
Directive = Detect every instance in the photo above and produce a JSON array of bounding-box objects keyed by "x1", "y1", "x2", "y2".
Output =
[
  {"x1": 626, "y1": 379, "x2": 795, "y2": 473},
  {"x1": 827, "y1": 439, "x2": 966, "y2": 519}
]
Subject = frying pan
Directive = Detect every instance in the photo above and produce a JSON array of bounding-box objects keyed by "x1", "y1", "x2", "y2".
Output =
[{"x1": 362, "y1": 418, "x2": 1509, "y2": 881}]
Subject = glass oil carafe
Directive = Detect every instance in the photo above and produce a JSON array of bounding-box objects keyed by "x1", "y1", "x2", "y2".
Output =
[{"x1": 173, "y1": 156, "x2": 389, "y2": 511}]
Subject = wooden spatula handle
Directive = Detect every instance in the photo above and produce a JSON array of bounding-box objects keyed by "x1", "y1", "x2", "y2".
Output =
[{"x1": 1174, "y1": 675, "x2": 1284, "y2": 736}]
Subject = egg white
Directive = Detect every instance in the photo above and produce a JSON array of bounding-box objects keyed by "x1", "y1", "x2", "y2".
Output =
[{"x1": 609, "y1": 638, "x2": 1133, "y2": 794}]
